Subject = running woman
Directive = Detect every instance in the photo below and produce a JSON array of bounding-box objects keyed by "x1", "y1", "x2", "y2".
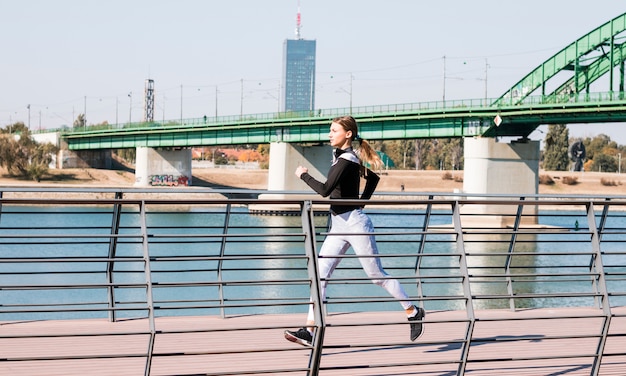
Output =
[{"x1": 284, "y1": 115, "x2": 425, "y2": 347}]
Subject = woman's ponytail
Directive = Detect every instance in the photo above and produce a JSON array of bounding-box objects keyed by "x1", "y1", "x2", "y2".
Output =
[
  {"x1": 356, "y1": 138, "x2": 382, "y2": 170},
  {"x1": 332, "y1": 115, "x2": 383, "y2": 170}
]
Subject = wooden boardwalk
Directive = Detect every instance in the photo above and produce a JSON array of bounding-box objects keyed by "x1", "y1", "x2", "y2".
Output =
[{"x1": 2, "y1": 306, "x2": 626, "y2": 376}]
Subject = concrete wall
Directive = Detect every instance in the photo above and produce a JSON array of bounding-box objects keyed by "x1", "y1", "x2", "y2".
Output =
[
  {"x1": 134, "y1": 147, "x2": 192, "y2": 186},
  {"x1": 31, "y1": 132, "x2": 59, "y2": 146},
  {"x1": 59, "y1": 149, "x2": 112, "y2": 169}
]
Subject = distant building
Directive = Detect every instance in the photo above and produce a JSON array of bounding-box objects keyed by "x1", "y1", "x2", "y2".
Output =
[{"x1": 281, "y1": 7, "x2": 316, "y2": 112}]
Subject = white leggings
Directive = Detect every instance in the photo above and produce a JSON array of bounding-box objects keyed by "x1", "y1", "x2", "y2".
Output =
[{"x1": 307, "y1": 209, "x2": 413, "y2": 323}]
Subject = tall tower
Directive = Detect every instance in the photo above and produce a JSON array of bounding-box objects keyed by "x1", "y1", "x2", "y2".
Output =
[
  {"x1": 282, "y1": 3, "x2": 316, "y2": 112},
  {"x1": 144, "y1": 79, "x2": 155, "y2": 122}
]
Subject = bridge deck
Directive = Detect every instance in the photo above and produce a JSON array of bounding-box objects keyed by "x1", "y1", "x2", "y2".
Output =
[{"x1": 2, "y1": 307, "x2": 626, "y2": 376}]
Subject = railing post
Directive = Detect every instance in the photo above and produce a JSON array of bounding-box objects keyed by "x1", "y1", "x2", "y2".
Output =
[
  {"x1": 106, "y1": 191, "x2": 123, "y2": 322},
  {"x1": 414, "y1": 195, "x2": 434, "y2": 301},
  {"x1": 138, "y1": 200, "x2": 156, "y2": 376},
  {"x1": 452, "y1": 200, "x2": 475, "y2": 376},
  {"x1": 217, "y1": 203, "x2": 232, "y2": 318},
  {"x1": 505, "y1": 197, "x2": 525, "y2": 311},
  {"x1": 300, "y1": 200, "x2": 325, "y2": 375},
  {"x1": 586, "y1": 202, "x2": 612, "y2": 376}
]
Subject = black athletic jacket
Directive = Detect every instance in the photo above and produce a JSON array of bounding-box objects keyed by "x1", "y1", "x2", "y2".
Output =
[{"x1": 300, "y1": 147, "x2": 379, "y2": 215}]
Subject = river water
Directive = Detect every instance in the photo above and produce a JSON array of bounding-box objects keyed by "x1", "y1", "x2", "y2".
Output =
[{"x1": 1, "y1": 205, "x2": 625, "y2": 320}]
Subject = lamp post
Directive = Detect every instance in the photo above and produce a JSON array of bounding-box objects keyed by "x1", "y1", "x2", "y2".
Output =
[
  {"x1": 442, "y1": 55, "x2": 446, "y2": 105},
  {"x1": 128, "y1": 92, "x2": 132, "y2": 125},
  {"x1": 84, "y1": 96, "x2": 87, "y2": 130},
  {"x1": 240, "y1": 79, "x2": 244, "y2": 117},
  {"x1": 345, "y1": 74, "x2": 353, "y2": 113},
  {"x1": 27, "y1": 104, "x2": 31, "y2": 129},
  {"x1": 442, "y1": 55, "x2": 464, "y2": 107},
  {"x1": 264, "y1": 91, "x2": 280, "y2": 112},
  {"x1": 484, "y1": 58, "x2": 489, "y2": 104},
  {"x1": 162, "y1": 94, "x2": 166, "y2": 122},
  {"x1": 335, "y1": 73, "x2": 353, "y2": 114},
  {"x1": 180, "y1": 84, "x2": 183, "y2": 124}
]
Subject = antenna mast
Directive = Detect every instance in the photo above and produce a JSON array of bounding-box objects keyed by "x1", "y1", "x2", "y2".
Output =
[
  {"x1": 295, "y1": 1, "x2": 302, "y2": 39},
  {"x1": 144, "y1": 79, "x2": 155, "y2": 122}
]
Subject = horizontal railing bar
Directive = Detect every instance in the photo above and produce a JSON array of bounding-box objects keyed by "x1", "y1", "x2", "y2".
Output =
[{"x1": 2, "y1": 189, "x2": 626, "y2": 375}]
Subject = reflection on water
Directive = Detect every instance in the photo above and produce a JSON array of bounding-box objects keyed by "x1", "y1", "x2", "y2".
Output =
[
  {"x1": 1, "y1": 205, "x2": 626, "y2": 320},
  {"x1": 464, "y1": 232, "x2": 539, "y2": 310}
]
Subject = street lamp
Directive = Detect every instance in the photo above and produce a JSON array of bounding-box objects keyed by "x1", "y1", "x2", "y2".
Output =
[
  {"x1": 115, "y1": 96, "x2": 119, "y2": 126},
  {"x1": 264, "y1": 91, "x2": 280, "y2": 112},
  {"x1": 334, "y1": 73, "x2": 353, "y2": 114},
  {"x1": 84, "y1": 96, "x2": 87, "y2": 130},
  {"x1": 196, "y1": 85, "x2": 219, "y2": 119},
  {"x1": 215, "y1": 86, "x2": 219, "y2": 118},
  {"x1": 180, "y1": 84, "x2": 183, "y2": 124},
  {"x1": 442, "y1": 55, "x2": 464, "y2": 107},
  {"x1": 240, "y1": 79, "x2": 244, "y2": 117},
  {"x1": 128, "y1": 92, "x2": 132, "y2": 124}
]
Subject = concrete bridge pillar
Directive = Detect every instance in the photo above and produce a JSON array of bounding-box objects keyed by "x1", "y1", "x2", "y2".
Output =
[
  {"x1": 134, "y1": 147, "x2": 192, "y2": 186},
  {"x1": 252, "y1": 142, "x2": 332, "y2": 212},
  {"x1": 267, "y1": 142, "x2": 332, "y2": 193},
  {"x1": 462, "y1": 138, "x2": 540, "y2": 226}
]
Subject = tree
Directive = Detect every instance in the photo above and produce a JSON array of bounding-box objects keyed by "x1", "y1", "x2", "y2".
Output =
[
  {"x1": 0, "y1": 122, "x2": 58, "y2": 181},
  {"x1": 381, "y1": 140, "x2": 414, "y2": 169},
  {"x1": 542, "y1": 124, "x2": 570, "y2": 171},
  {"x1": 583, "y1": 134, "x2": 615, "y2": 161},
  {"x1": 414, "y1": 140, "x2": 428, "y2": 170},
  {"x1": 441, "y1": 138, "x2": 464, "y2": 170},
  {"x1": 73, "y1": 114, "x2": 86, "y2": 129},
  {"x1": 591, "y1": 153, "x2": 618, "y2": 172}
]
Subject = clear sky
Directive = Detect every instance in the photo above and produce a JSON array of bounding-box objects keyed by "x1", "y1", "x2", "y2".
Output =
[{"x1": 1, "y1": 1, "x2": 625, "y2": 144}]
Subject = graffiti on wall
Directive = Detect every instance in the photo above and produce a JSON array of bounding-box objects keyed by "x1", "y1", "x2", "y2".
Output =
[{"x1": 149, "y1": 174, "x2": 190, "y2": 186}]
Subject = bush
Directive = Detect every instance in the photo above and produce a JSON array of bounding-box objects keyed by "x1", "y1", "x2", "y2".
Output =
[
  {"x1": 600, "y1": 178, "x2": 620, "y2": 186},
  {"x1": 442, "y1": 171, "x2": 453, "y2": 180},
  {"x1": 562, "y1": 176, "x2": 578, "y2": 185},
  {"x1": 539, "y1": 175, "x2": 555, "y2": 185}
]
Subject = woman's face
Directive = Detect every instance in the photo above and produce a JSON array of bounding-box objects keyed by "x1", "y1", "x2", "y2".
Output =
[{"x1": 329, "y1": 121, "x2": 352, "y2": 149}]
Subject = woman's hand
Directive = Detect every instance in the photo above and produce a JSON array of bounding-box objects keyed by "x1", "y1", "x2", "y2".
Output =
[{"x1": 295, "y1": 166, "x2": 308, "y2": 178}]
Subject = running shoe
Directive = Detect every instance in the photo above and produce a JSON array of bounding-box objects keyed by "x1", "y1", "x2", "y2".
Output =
[
  {"x1": 408, "y1": 307, "x2": 425, "y2": 341},
  {"x1": 284, "y1": 327, "x2": 313, "y2": 347}
]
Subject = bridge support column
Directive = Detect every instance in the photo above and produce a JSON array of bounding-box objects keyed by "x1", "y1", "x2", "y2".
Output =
[
  {"x1": 134, "y1": 147, "x2": 192, "y2": 187},
  {"x1": 267, "y1": 142, "x2": 332, "y2": 192},
  {"x1": 252, "y1": 142, "x2": 332, "y2": 213},
  {"x1": 462, "y1": 138, "x2": 540, "y2": 226}
]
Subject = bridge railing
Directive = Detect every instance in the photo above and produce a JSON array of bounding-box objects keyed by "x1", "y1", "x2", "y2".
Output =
[
  {"x1": 46, "y1": 90, "x2": 626, "y2": 136},
  {"x1": 1, "y1": 187, "x2": 626, "y2": 375}
]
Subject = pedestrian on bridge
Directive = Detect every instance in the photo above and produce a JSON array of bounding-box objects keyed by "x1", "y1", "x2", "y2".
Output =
[{"x1": 284, "y1": 115, "x2": 425, "y2": 347}]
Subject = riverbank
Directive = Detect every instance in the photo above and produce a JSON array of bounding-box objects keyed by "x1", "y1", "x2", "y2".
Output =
[{"x1": 0, "y1": 167, "x2": 624, "y2": 196}]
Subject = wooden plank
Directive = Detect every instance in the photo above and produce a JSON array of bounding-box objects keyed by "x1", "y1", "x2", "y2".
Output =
[{"x1": 1, "y1": 307, "x2": 625, "y2": 375}]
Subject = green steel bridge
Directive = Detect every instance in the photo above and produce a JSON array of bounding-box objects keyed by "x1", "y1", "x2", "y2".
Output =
[{"x1": 62, "y1": 12, "x2": 626, "y2": 151}]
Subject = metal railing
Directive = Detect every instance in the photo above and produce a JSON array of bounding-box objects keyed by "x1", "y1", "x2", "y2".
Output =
[
  {"x1": 50, "y1": 90, "x2": 626, "y2": 136},
  {"x1": 1, "y1": 187, "x2": 626, "y2": 375}
]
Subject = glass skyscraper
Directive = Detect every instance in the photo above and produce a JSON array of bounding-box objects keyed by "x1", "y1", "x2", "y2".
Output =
[{"x1": 282, "y1": 38, "x2": 316, "y2": 112}]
